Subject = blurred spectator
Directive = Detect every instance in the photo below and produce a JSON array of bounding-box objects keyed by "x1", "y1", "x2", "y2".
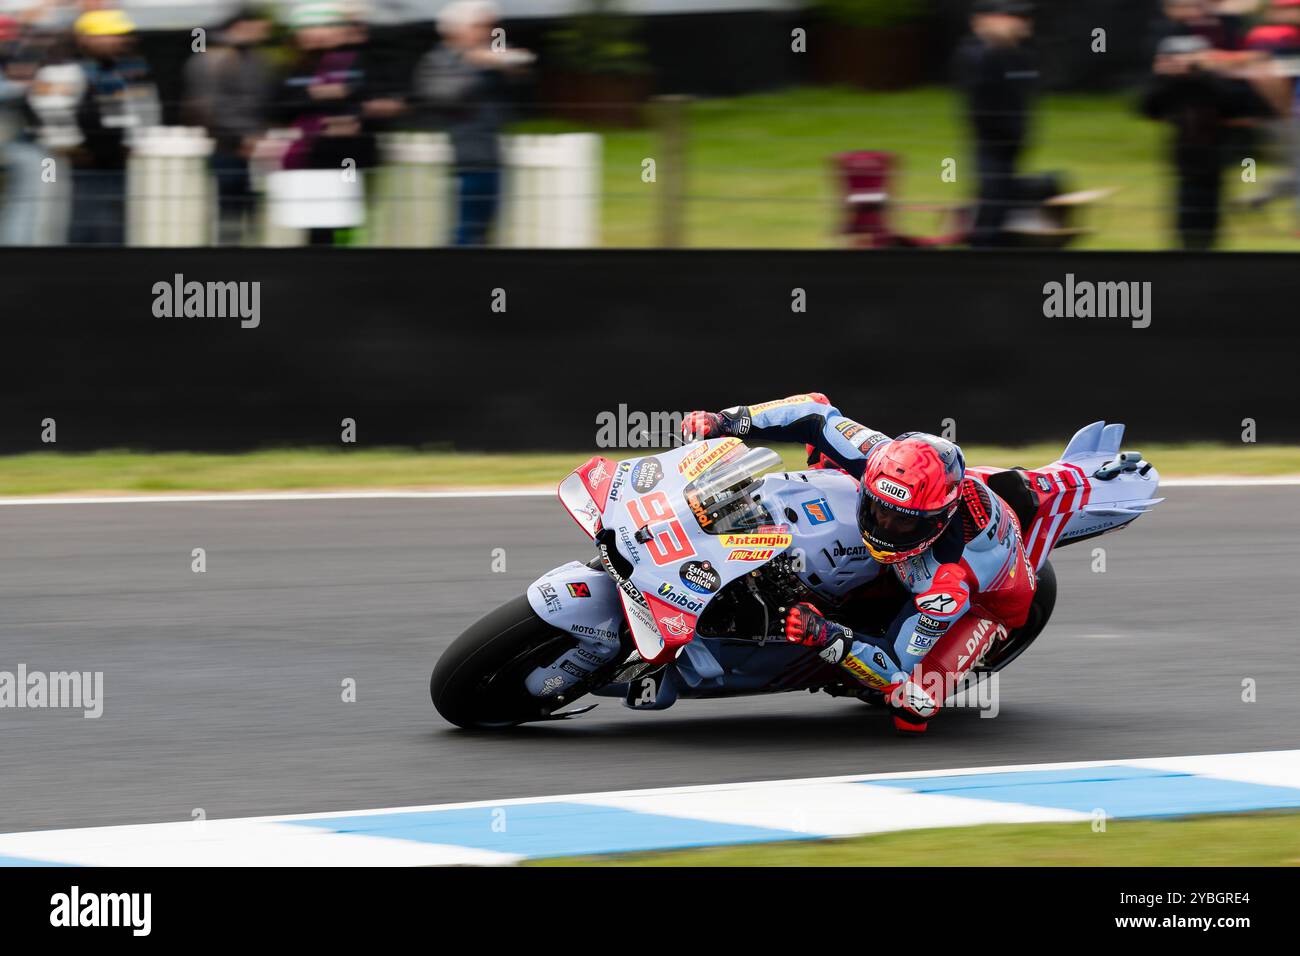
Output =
[
  {"x1": 68, "y1": 8, "x2": 159, "y2": 245},
  {"x1": 414, "y1": 0, "x2": 532, "y2": 247},
  {"x1": 273, "y1": 1, "x2": 385, "y2": 246},
  {"x1": 1142, "y1": 0, "x2": 1276, "y2": 250},
  {"x1": 0, "y1": 14, "x2": 43, "y2": 245},
  {"x1": 23, "y1": 26, "x2": 82, "y2": 244},
  {"x1": 1238, "y1": 0, "x2": 1300, "y2": 212},
  {"x1": 953, "y1": 0, "x2": 1037, "y2": 249},
  {"x1": 183, "y1": 7, "x2": 274, "y2": 245}
]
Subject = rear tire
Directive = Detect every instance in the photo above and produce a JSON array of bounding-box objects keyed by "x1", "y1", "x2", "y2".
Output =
[
  {"x1": 430, "y1": 595, "x2": 576, "y2": 729},
  {"x1": 978, "y1": 559, "x2": 1057, "y2": 673}
]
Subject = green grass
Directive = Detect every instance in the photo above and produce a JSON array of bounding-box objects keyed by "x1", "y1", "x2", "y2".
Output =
[
  {"x1": 515, "y1": 86, "x2": 1300, "y2": 250},
  {"x1": 529, "y1": 812, "x2": 1300, "y2": 866},
  {"x1": 0, "y1": 442, "x2": 1295, "y2": 496}
]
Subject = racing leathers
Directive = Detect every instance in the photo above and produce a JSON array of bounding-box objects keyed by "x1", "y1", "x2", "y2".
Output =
[{"x1": 690, "y1": 394, "x2": 1037, "y2": 732}]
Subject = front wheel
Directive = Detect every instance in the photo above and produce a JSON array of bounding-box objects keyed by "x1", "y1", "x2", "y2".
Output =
[{"x1": 430, "y1": 595, "x2": 577, "y2": 729}]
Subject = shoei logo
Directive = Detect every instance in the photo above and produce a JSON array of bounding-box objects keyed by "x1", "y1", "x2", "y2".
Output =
[{"x1": 875, "y1": 477, "x2": 911, "y2": 502}]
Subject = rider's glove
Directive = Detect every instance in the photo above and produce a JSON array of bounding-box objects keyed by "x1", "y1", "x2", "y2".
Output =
[
  {"x1": 784, "y1": 602, "x2": 833, "y2": 647},
  {"x1": 682, "y1": 407, "x2": 752, "y2": 443},
  {"x1": 681, "y1": 410, "x2": 726, "y2": 442}
]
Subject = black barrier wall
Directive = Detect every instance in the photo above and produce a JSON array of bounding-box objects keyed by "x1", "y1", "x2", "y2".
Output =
[{"x1": 2, "y1": 249, "x2": 1294, "y2": 453}]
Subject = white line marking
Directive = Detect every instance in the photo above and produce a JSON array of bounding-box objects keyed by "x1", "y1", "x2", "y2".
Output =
[
  {"x1": 1160, "y1": 478, "x2": 1300, "y2": 487},
  {"x1": 0, "y1": 478, "x2": 1295, "y2": 506},
  {"x1": 3, "y1": 749, "x2": 1294, "y2": 866},
  {"x1": 0, "y1": 489, "x2": 554, "y2": 506},
  {"x1": 15, "y1": 748, "x2": 1289, "y2": 830}
]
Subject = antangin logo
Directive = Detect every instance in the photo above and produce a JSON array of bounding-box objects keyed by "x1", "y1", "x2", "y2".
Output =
[
  {"x1": 678, "y1": 438, "x2": 742, "y2": 479},
  {"x1": 718, "y1": 532, "x2": 792, "y2": 549}
]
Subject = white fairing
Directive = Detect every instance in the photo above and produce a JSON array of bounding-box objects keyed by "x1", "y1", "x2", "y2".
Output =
[
  {"x1": 1055, "y1": 421, "x2": 1164, "y2": 544},
  {"x1": 526, "y1": 561, "x2": 624, "y2": 648},
  {"x1": 757, "y1": 470, "x2": 884, "y2": 602}
]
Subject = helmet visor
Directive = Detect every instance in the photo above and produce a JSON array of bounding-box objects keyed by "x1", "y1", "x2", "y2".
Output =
[{"x1": 857, "y1": 491, "x2": 949, "y2": 554}]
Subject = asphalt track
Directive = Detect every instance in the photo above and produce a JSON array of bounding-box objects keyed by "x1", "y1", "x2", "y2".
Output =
[{"x1": 2, "y1": 487, "x2": 1298, "y2": 833}]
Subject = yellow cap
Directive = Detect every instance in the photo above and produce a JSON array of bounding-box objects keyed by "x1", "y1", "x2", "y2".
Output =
[{"x1": 74, "y1": 9, "x2": 137, "y2": 37}]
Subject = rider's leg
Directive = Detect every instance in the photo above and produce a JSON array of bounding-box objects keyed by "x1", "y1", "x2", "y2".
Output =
[{"x1": 885, "y1": 610, "x2": 1008, "y2": 734}]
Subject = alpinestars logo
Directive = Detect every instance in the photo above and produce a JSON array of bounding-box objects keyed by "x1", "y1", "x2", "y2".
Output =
[
  {"x1": 818, "y1": 639, "x2": 846, "y2": 664},
  {"x1": 917, "y1": 592, "x2": 958, "y2": 614}
]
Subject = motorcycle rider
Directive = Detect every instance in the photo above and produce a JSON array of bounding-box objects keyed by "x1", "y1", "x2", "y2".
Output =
[{"x1": 681, "y1": 394, "x2": 1037, "y2": 734}]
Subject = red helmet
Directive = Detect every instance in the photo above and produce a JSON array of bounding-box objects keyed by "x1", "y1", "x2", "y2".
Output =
[{"x1": 857, "y1": 433, "x2": 965, "y2": 564}]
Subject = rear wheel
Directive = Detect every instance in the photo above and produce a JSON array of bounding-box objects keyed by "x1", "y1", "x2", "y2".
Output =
[
  {"x1": 978, "y1": 559, "x2": 1057, "y2": 673},
  {"x1": 430, "y1": 595, "x2": 577, "y2": 729}
]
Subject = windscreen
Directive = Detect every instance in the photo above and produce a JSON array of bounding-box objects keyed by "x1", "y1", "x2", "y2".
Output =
[{"x1": 683, "y1": 446, "x2": 782, "y2": 535}]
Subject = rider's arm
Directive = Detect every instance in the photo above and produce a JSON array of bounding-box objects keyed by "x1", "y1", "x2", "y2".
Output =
[
  {"x1": 702, "y1": 394, "x2": 891, "y2": 478},
  {"x1": 887, "y1": 563, "x2": 975, "y2": 673},
  {"x1": 785, "y1": 577, "x2": 971, "y2": 687}
]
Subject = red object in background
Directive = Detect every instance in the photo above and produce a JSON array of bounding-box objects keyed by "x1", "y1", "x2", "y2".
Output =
[
  {"x1": 833, "y1": 151, "x2": 968, "y2": 249},
  {"x1": 1245, "y1": 24, "x2": 1300, "y2": 51}
]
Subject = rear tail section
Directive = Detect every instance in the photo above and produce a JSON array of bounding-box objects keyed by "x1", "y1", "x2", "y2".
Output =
[{"x1": 1019, "y1": 421, "x2": 1163, "y2": 569}]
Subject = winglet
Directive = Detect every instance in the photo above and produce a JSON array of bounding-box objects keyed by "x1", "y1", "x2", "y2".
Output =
[{"x1": 1061, "y1": 421, "x2": 1107, "y2": 461}]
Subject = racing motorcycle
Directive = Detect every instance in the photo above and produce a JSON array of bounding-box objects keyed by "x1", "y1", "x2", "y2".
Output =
[{"x1": 430, "y1": 421, "x2": 1162, "y2": 729}]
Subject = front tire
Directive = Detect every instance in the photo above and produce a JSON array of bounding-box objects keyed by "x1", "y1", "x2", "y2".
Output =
[{"x1": 431, "y1": 595, "x2": 576, "y2": 729}]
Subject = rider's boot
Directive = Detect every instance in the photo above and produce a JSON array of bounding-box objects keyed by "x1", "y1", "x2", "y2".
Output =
[{"x1": 885, "y1": 611, "x2": 1009, "y2": 735}]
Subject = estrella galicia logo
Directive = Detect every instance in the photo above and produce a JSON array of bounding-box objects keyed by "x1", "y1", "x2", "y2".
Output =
[
  {"x1": 631, "y1": 457, "x2": 664, "y2": 493},
  {"x1": 801, "y1": 496, "x2": 835, "y2": 525},
  {"x1": 679, "y1": 560, "x2": 720, "y2": 594}
]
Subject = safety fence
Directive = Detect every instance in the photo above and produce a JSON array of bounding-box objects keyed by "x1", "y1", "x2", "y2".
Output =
[
  {"x1": 117, "y1": 127, "x2": 601, "y2": 248},
  {"x1": 2, "y1": 247, "x2": 1296, "y2": 453}
]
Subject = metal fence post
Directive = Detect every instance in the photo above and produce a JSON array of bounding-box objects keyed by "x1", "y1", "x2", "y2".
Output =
[{"x1": 652, "y1": 95, "x2": 690, "y2": 249}]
